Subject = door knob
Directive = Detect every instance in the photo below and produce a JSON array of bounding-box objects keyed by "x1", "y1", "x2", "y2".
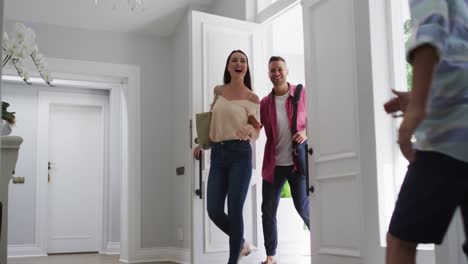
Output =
[{"x1": 309, "y1": 185, "x2": 315, "y2": 193}]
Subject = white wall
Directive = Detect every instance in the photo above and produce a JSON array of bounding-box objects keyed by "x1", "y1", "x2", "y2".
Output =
[
  {"x1": 3, "y1": 83, "x2": 38, "y2": 246},
  {"x1": 0, "y1": 0, "x2": 3, "y2": 105},
  {"x1": 170, "y1": 12, "x2": 192, "y2": 250},
  {"x1": 211, "y1": 0, "x2": 247, "y2": 20},
  {"x1": 3, "y1": 20, "x2": 174, "y2": 249}
]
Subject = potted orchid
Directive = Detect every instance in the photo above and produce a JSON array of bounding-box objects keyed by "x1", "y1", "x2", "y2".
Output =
[
  {"x1": 1, "y1": 23, "x2": 53, "y2": 135},
  {"x1": 1, "y1": 102, "x2": 15, "y2": 135}
]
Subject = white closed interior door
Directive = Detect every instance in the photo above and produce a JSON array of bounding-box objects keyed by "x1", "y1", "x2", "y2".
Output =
[
  {"x1": 190, "y1": 11, "x2": 266, "y2": 264},
  {"x1": 47, "y1": 94, "x2": 107, "y2": 254}
]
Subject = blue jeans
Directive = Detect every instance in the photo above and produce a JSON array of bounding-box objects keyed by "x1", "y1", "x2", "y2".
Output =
[
  {"x1": 207, "y1": 140, "x2": 252, "y2": 264},
  {"x1": 262, "y1": 165, "x2": 310, "y2": 256}
]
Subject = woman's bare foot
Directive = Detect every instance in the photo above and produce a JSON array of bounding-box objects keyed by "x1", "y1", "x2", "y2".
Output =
[
  {"x1": 261, "y1": 256, "x2": 276, "y2": 264},
  {"x1": 240, "y1": 241, "x2": 252, "y2": 256}
]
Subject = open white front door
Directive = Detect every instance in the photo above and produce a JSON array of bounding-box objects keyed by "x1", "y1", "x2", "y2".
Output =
[
  {"x1": 302, "y1": 0, "x2": 369, "y2": 263},
  {"x1": 436, "y1": 210, "x2": 468, "y2": 264},
  {"x1": 190, "y1": 11, "x2": 267, "y2": 264}
]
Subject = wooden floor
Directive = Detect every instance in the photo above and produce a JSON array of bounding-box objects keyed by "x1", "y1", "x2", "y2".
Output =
[
  {"x1": 7, "y1": 252, "x2": 311, "y2": 264},
  {"x1": 8, "y1": 253, "x2": 176, "y2": 264}
]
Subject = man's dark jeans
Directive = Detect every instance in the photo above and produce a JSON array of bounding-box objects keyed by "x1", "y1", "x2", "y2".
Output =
[{"x1": 262, "y1": 164, "x2": 310, "y2": 256}]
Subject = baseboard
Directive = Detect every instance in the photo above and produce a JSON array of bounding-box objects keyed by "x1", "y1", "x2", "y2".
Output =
[
  {"x1": 132, "y1": 247, "x2": 190, "y2": 264},
  {"x1": 8, "y1": 244, "x2": 46, "y2": 258},
  {"x1": 8, "y1": 244, "x2": 190, "y2": 263},
  {"x1": 167, "y1": 247, "x2": 190, "y2": 264},
  {"x1": 101, "y1": 242, "x2": 120, "y2": 255}
]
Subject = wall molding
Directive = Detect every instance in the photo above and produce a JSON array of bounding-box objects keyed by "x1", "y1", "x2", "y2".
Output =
[
  {"x1": 315, "y1": 152, "x2": 358, "y2": 163},
  {"x1": 318, "y1": 247, "x2": 361, "y2": 258},
  {"x1": 129, "y1": 247, "x2": 190, "y2": 264},
  {"x1": 101, "y1": 242, "x2": 120, "y2": 255},
  {"x1": 315, "y1": 172, "x2": 358, "y2": 182},
  {"x1": 8, "y1": 245, "x2": 189, "y2": 264},
  {"x1": 8, "y1": 244, "x2": 46, "y2": 257}
]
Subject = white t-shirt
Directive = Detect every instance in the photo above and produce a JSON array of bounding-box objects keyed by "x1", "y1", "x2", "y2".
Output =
[{"x1": 275, "y1": 92, "x2": 293, "y2": 166}]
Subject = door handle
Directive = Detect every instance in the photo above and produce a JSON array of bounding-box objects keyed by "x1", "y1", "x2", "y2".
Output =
[
  {"x1": 305, "y1": 144, "x2": 314, "y2": 196},
  {"x1": 0, "y1": 202, "x2": 3, "y2": 240},
  {"x1": 195, "y1": 150, "x2": 202, "y2": 199},
  {"x1": 48, "y1": 161, "x2": 54, "y2": 183}
]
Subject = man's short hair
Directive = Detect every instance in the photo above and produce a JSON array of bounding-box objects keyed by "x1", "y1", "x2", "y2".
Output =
[{"x1": 269, "y1": 56, "x2": 286, "y2": 65}]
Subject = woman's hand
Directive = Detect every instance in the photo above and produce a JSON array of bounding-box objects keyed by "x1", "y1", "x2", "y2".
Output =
[
  {"x1": 193, "y1": 145, "x2": 202, "y2": 160},
  {"x1": 236, "y1": 124, "x2": 254, "y2": 140}
]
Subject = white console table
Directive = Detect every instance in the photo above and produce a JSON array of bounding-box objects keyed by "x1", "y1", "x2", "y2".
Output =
[{"x1": 0, "y1": 136, "x2": 23, "y2": 264}]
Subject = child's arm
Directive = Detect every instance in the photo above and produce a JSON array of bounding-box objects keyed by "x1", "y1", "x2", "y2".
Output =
[
  {"x1": 406, "y1": 0, "x2": 449, "y2": 63},
  {"x1": 407, "y1": 45, "x2": 439, "y2": 115},
  {"x1": 398, "y1": 45, "x2": 439, "y2": 162},
  {"x1": 397, "y1": 0, "x2": 449, "y2": 162}
]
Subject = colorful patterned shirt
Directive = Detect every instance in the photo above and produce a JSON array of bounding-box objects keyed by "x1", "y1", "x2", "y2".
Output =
[{"x1": 408, "y1": 0, "x2": 468, "y2": 162}]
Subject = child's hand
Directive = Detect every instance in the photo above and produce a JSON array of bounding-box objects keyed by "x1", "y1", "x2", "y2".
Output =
[
  {"x1": 398, "y1": 108, "x2": 426, "y2": 162},
  {"x1": 384, "y1": 89, "x2": 410, "y2": 117}
]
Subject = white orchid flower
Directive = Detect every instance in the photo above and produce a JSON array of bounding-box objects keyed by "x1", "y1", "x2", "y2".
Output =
[
  {"x1": 26, "y1": 28, "x2": 36, "y2": 42},
  {"x1": 8, "y1": 43, "x2": 19, "y2": 58},
  {"x1": 3, "y1": 23, "x2": 52, "y2": 85},
  {"x1": 21, "y1": 70, "x2": 30, "y2": 81},
  {"x1": 38, "y1": 63, "x2": 45, "y2": 72},
  {"x1": 13, "y1": 46, "x2": 26, "y2": 59},
  {"x1": 14, "y1": 23, "x2": 27, "y2": 42},
  {"x1": 43, "y1": 72, "x2": 50, "y2": 82}
]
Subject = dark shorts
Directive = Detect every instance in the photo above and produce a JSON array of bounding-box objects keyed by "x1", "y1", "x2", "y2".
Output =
[{"x1": 388, "y1": 151, "x2": 468, "y2": 246}]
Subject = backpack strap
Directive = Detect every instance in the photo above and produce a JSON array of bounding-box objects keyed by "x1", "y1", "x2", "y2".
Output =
[{"x1": 291, "y1": 84, "x2": 303, "y2": 135}]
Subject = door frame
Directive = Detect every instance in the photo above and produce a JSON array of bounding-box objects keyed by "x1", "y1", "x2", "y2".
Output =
[
  {"x1": 38, "y1": 91, "x2": 109, "y2": 254},
  {"x1": 22, "y1": 58, "x2": 141, "y2": 262}
]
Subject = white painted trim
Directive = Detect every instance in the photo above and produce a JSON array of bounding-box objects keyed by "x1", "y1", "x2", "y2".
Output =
[
  {"x1": 131, "y1": 247, "x2": 190, "y2": 264},
  {"x1": 318, "y1": 247, "x2": 361, "y2": 258},
  {"x1": 2, "y1": 67, "x2": 123, "y2": 84},
  {"x1": 256, "y1": 0, "x2": 300, "y2": 24},
  {"x1": 167, "y1": 248, "x2": 191, "y2": 264},
  {"x1": 101, "y1": 242, "x2": 121, "y2": 255},
  {"x1": 8, "y1": 244, "x2": 46, "y2": 257},
  {"x1": 17, "y1": 58, "x2": 140, "y2": 262},
  {"x1": 315, "y1": 152, "x2": 358, "y2": 163},
  {"x1": 1, "y1": 75, "x2": 121, "y2": 90},
  {"x1": 315, "y1": 172, "x2": 358, "y2": 182}
]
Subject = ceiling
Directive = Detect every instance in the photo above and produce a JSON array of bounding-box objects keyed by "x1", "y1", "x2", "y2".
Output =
[{"x1": 4, "y1": 0, "x2": 215, "y2": 36}]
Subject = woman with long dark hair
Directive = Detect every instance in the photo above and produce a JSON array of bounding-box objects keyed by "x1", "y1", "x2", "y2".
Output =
[{"x1": 193, "y1": 50, "x2": 261, "y2": 264}]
